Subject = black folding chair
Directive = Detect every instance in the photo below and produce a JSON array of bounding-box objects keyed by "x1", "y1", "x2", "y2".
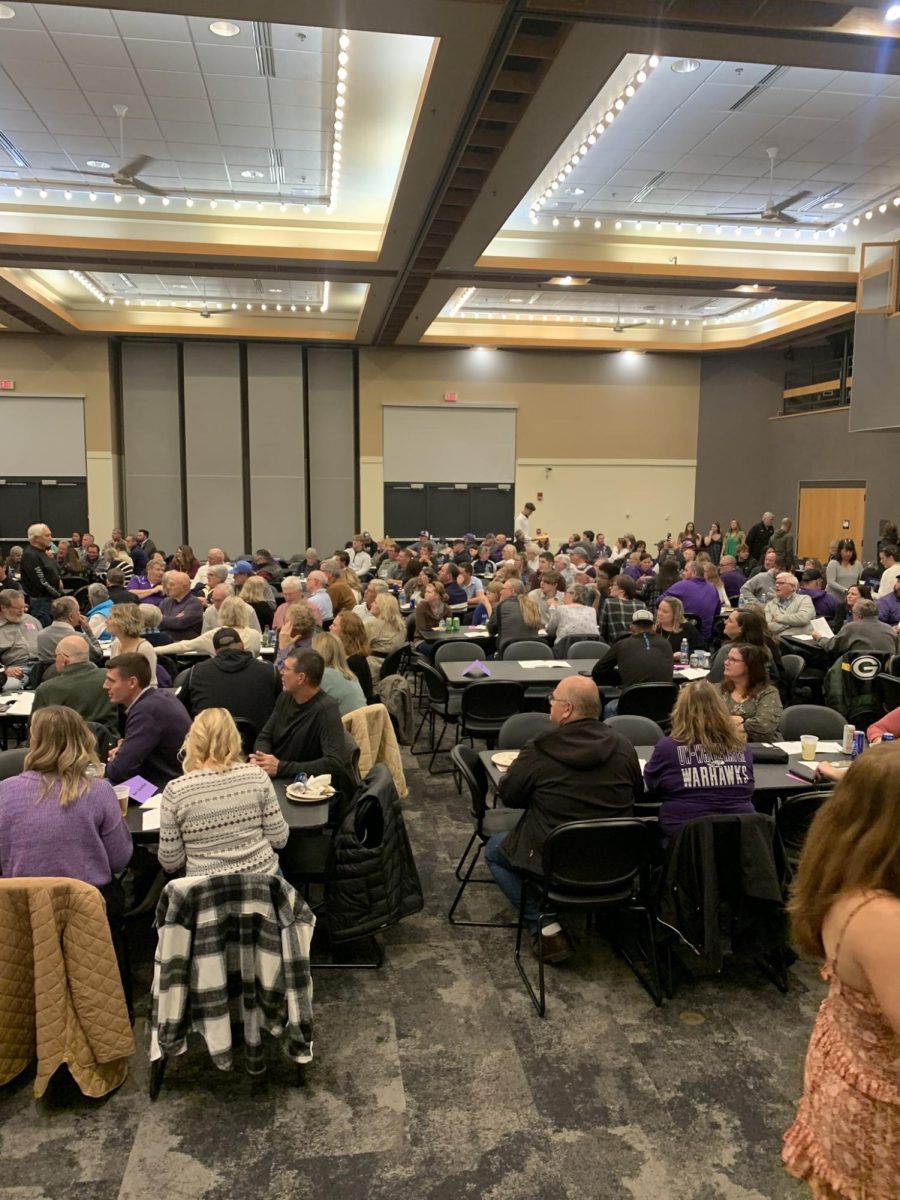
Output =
[
  {"x1": 779, "y1": 704, "x2": 846, "y2": 740},
  {"x1": 604, "y1": 715, "x2": 665, "y2": 746},
  {"x1": 379, "y1": 644, "x2": 410, "y2": 681},
  {"x1": 514, "y1": 819, "x2": 662, "y2": 1017},
  {"x1": 497, "y1": 712, "x2": 554, "y2": 749},
  {"x1": 460, "y1": 680, "x2": 525, "y2": 750},
  {"x1": 412, "y1": 663, "x2": 461, "y2": 773},
  {"x1": 447, "y1": 745, "x2": 521, "y2": 928},
  {"x1": 775, "y1": 789, "x2": 830, "y2": 872},
  {"x1": 502, "y1": 640, "x2": 552, "y2": 661},
  {"x1": 615, "y1": 682, "x2": 679, "y2": 731}
]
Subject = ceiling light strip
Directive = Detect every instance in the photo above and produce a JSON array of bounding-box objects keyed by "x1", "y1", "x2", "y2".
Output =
[
  {"x1": 68, "y1": 269, "x2": 105, "y2": 303},
  {"x1": 529, "y1": 55, "x2": 660, "y2": 223},
  {"x1": 330, "y1": 31, "x2": 349, "y2": 210}
]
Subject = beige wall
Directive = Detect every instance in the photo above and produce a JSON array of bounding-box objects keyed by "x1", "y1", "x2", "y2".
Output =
[
  {"x1": 0, "y1": 334, "x2": 118, "y2": 535},
  {"x1": 359, "y1": 347, "x2": 701, "y2": 540}
]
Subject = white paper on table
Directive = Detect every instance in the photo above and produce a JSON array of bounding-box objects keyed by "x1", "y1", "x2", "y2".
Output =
[
  {"x1": 142, "y1": 809, "x2": 161, "y2": 831},
  {"x1": 774, "y1": 741, "x2": 804, "y2": 755},
  {"x1": 677, "y1": 667, "x2": 709, "y2": 681},
  {"x1": 811, "y1": 617, "x2": 833, "y2": 638},
  {"x1": 790, "y1": 634, "x2": 814, "y2": 641},
  {"x1": 464, "y1": 630, "x2": 488, "y2": 637},
  {"x1": 518, "y1": 660, "x2": 552, "y2": 668},
  {"x1": 140, "y1": 794, "x2": 162, "y2": 811},
  {"x1": 816, "y1": 741, "x2": 844, "y2": 754},
  {"x1": 638, "y1": 758, "x2": 647, "y2": 774}
]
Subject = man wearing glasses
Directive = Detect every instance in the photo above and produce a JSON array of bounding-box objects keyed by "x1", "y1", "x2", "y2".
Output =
[{"x1": 484, "y1": 675, "x2": 642, "y2": 964}]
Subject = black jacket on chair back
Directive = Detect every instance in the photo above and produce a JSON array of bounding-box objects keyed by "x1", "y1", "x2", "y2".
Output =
[{"x1": 327, "y1": 763, "x2": 424, "y2": 943}]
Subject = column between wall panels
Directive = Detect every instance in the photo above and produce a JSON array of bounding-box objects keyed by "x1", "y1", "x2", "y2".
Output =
[
  {"x1": 306, "y1": 347, "x2": 357, "y2": 554},
  {"x1": 246, "y1": 343, "x2": 306, "y2": 559},
  {"x1": 182, "y1": 342, "x2": 244, "y2": 556}
]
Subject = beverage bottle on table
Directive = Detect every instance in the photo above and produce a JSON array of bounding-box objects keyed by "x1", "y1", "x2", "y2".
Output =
[{"x1": 679, "y1": 638, "x2": 689, "y2": 663}]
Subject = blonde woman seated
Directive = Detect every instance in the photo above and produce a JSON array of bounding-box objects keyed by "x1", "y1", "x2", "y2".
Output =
[
  {"x1": 655, "y1": 596, "x2": 705, "y2": 660},
  {"x1": 276, "y1": 601, "x2": 317, "y2": 669},
  {"x1": 331, "y1": 610, "x2": 375, "y2": 702},
  {"x1": 158, "y1": 707, "x2": 289, "y2": 877},
  {"x1": 164, "y1": 595, "x2": 262, "y2": 658},
  {"x1": 312, "y1": 632, "x2": 367, "y2": 716},
  {"x1": 239, "y1": 573, "x2": 275, "y2": 631},
  {"x1": 717, "y1": 642, "x2": 783, "y2": 741},
  {"x1": 0, "y1": 707, "x2": 133, "y2": 923},
  {"x1": 643, "y1": 681, "x2": 754, "y2": 841},
  {"x1": 106, "y1": 602, "x2": 158, "y2": 686},
  {"x1": 366, "y1": 592, "x2": 406, "y2": 657},
  {"x1": 484, "y1": 577, "x2": 541, "y2": 653}
]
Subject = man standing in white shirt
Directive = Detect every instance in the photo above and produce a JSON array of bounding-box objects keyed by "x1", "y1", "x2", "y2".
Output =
[{"x1": 514, "y1": 502, "x2": 536, "y2": 544}]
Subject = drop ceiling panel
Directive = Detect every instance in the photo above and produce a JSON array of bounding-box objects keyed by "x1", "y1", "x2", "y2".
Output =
[{"x1": 513, "y1": 53, "x2": 900, "y2": 230}]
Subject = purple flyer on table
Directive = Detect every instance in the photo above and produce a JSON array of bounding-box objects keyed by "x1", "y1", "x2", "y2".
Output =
[
  {"x1": 462, "y1": 659, "x2": 491, "y2": 678},
  {"x1": 119, "y1": 775, "x2": 158, "y2": 804}
]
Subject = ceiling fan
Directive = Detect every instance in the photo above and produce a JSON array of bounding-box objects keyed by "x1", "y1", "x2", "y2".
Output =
[
  {"x1": 612, "y1": 301, "x2": 647, "y2": 333},
  {"x1": 709, "y1": 146, "x2": 811, "y2": 224},
  {"x1": 174, "y1": 302, "x2": 229, "y2": 319},
  {"x1": 50, "y1": 105, "x2": 167, "y2": 196}
]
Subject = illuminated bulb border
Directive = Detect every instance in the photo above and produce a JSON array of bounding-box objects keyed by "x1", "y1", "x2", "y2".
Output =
[{"x1": 329, "y1": 30, "x2": 349, "y2": 209}]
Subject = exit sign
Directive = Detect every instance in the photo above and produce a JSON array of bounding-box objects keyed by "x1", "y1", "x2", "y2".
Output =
[{"x1": 0, "y1": 379, "x2": 14, "y2": 390}]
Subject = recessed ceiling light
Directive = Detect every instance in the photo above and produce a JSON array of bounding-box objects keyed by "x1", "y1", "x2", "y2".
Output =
[
  {"x1": 548, "y1": 275, "x2": 590, "y2": 286},
  {"x1": 87, "y1": 159, "x2": 110, "y2": 170},
  {"x1": 822, "y1": 201, "x2": 844, "y2": 211},
  {"x1": 0, "y1": 5, "x2": 15, "y2": 18},
  {"x1": 267, "y1": 288, "x2": 282, "y2": 294},
  {"x1": 508, "y1": 298, "x2": 524, "y2": 303},
  {"x1": 886, "y1": 3, "x2": 900, "y2": 20},
  {"x1": 566, "y1": 187, "x2": 585, "y2": 196},
  {"x1": 671, "y1": 58, "x2": 701, "y2": 74},
  {"x1": 209, "y1": 20, "x2": 240, "y2": 37},
  {"x1": 240, "y1": 169, "x2": 264, "y2": 180}
]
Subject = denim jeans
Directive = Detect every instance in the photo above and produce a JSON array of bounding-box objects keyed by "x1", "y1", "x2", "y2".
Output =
[{"x1": 484, "y1": 831, "x2": 543, "y2": 933}]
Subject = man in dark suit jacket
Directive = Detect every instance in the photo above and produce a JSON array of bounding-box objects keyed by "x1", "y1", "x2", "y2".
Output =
[
  {"x1": 104, "y1": 652, "x2": 191, "y2": 790},
  {"x1": 484, "y1": 675, "x2": 642, "y2": 963}
]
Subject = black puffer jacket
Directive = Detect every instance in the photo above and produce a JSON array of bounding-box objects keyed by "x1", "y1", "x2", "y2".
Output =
[{"x1": 326, "y1": 764, "x2": 423, "y2": 943}]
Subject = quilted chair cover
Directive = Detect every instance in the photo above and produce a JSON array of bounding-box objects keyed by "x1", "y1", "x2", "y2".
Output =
[{"x1": 0, "y1": 877, "x2": 134, "y2": 1097}]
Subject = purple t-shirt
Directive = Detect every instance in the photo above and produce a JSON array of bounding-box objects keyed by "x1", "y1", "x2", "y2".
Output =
[
  {"x1": 659, "y1": 578, "x2": 721, "y2": 637},
  {"x1": 643, "y1": 736, "x2": 755, "y2": 840},
  {"x1": 0, "y1": 771, "x2": 133, "y2": 888}
]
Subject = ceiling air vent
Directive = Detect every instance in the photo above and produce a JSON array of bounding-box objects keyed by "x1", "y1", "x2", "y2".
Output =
[
  {"x1": 729, "y1": 66, "x2": 787, "y2": 113},
  {"x1": 252, "y1": 22, "x2": 276, "y2": 78},
  {"x1": 0, "y1": 130, "x2": 29, "y2": 169}
]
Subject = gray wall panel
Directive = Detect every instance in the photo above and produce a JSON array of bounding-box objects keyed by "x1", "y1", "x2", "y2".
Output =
[
  {"x1": 247, "y1": 343, "x2": 305, "y2": 556},
  {"x1": 695, "y1": 350, "x2": 900, "y2": 559},
  {"x1": 121, "y1": 342, "x2": 182, "y2": 551},
  {"x1": 307, "y1": 347, "x2": 356, "y2": 554},
  {"x1": 183, "y1": 342, "x2": 244, "y2": 556}
]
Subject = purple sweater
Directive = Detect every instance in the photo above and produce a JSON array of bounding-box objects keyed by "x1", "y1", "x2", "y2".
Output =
[
  {"x1": 0, "y1": 771, "x2": 133, "y2": 888},
  {"x1": 659, "y1": 578, "x2": 721, "y2": 638},
  {"x1": 643, "y1": 736, "x2": 755, "y2": 840}
]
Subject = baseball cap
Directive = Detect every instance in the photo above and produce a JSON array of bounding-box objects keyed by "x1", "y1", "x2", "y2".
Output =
[
  {"x1": 632, "y1": 608, "x2": 654, "y2": 624},
  {"x1": 233, "y1": 559, "x2": 253, "y2": 574},
  {"x1": 213, "y1": 627, "x2": 242, "y2": 650}
]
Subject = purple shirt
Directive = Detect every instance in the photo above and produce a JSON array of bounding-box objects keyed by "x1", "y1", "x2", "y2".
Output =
[
  {"x1": 659, "y1": 578, "x2": 721, "y2": 637},
  {"x1": 623, "y1": 564, "x2": 642, "y2": 581},
  {"x1": 799, "y1": 587, "x2": 838, "y2": 620},
  {"x1": 643, "y1": 737, "x2": 755, "y2": 841},
  {"x1": 0, "y1": 771, "x2": 133, "y2": 888},
  {"x1": 159, "y1": 592, "x2": 204, "y2": 637},
  {"x1": 720, "y1": 570, "x2": 744, "y2": 601},
  {"x1": 127, "y1": 575, "x2": 164, "y2": 607},
  {"x1": 877, "y1": 591, "x2": 900, "y2": 626}
]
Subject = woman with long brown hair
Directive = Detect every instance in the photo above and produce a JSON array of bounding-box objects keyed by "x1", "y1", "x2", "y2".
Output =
[
  {"x1": 783, "y1": 746, "x2": 900, "y2": 1197},
  {"x1": 708, "y1": 607, "x2": 783, "y2": 682},
  {"x1": 644, "y1": 680, "x2": 754, "y2": 841},
  {"x1": 716, "y1": 642, "x2": 783, "y2": 740},
  {"x1": 0, "y1": 707, "x2": 132, "y2": 920},
  {"x1": 331, "y1": 610, "x2": 374, "y2": 702}
]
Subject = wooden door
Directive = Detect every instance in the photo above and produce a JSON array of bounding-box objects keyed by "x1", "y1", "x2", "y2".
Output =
[{"x1": 797, "y1": 484, "x2": 866, "y2": 562}]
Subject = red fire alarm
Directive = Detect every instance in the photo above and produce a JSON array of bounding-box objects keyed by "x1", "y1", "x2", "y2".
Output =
[
  {"x1": 444, "y1": 390, "x2": 457, "y2": 403},
  {"x1": 0, "y1": 379, "x2": 14, "y2": 390}
]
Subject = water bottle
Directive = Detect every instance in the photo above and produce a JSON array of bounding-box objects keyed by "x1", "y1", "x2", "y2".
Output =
[{"x1": 679, "y1": 637, "x2": 689, "y2": 664}]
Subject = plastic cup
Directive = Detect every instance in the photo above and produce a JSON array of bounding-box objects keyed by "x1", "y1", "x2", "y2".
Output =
[
  {"x1": 800, "y1": 735, "x2": 818, "y2": 762},
  {"x1": 114, "y1": 785, "x2": 130, "y2": 815}
]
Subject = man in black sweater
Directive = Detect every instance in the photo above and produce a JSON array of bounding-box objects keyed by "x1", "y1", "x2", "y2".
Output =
[
  {"x1": 250, "y1": 648, "x2": 347, "y2": 785},
  {"x1": 181, "y1": 627, "x2": 281, "y2": 735},
  {"x1": 593, "y1": 609, "x2": 674, "y2": 694},
  {"x1": 21, "y1": 523, "x2": 64, "y2": 627}
]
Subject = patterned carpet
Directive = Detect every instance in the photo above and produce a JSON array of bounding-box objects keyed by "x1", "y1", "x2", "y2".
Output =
[{"x1": 0, "y1": 742, "x2": 821, "y2": 1200}]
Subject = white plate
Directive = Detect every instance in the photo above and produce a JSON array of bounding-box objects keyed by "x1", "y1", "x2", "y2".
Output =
[
  {"x1": 285, "y1": 785, "x2": 335, "y2": 804},
  {"x1": 491, "y1": 750, "x2": 519, "y2": 768}
]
